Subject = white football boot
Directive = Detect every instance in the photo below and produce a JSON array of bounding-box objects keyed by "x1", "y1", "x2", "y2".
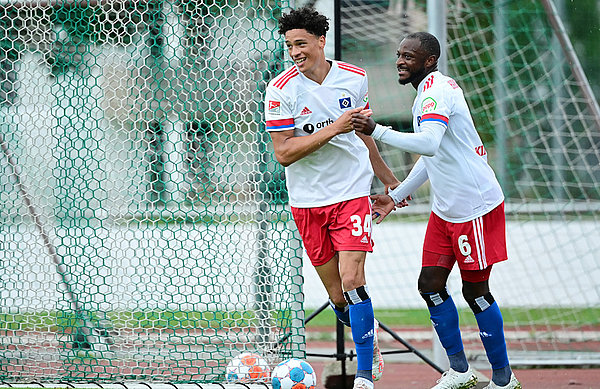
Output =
[
  {"x1": 431, "y1": 367, "x2": 478, "y2": 389},
  {"x1": 482, "y1": 373, "x2": 522, "y2": 389}
]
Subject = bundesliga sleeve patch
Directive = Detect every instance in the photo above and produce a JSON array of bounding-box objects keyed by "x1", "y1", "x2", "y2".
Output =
[{"x1": 268, "y1": 100, "x2": 281, "y2": 115}]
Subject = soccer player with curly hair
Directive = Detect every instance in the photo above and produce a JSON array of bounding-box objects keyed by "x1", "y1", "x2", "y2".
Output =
[{"x1": 264, "y1": 7, "x2": 402, "y2": 389}]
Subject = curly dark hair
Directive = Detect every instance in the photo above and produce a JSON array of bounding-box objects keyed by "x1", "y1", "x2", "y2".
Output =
[
  {"x1": 278, "y1": 7, "x2": 329, "y2": 37},
  {"x1": 405, "y1": 32, "x2": 441, "y2": 59}
]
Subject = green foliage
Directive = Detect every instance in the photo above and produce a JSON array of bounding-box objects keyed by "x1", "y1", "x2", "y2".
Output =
[
  {"x1": 47, "y1": 2, "x2": 143, "y2": 74},
  {"x1": 565, "y1": 0, "x2": 600, "y2": 101},
  {"x1": 52, "y1": 2, "x2": 143, "y2": 45}
]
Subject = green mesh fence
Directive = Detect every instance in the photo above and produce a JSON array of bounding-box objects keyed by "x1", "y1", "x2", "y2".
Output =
[{"x1": 0, "y1": 0, "x2": 302, "y2": 382}]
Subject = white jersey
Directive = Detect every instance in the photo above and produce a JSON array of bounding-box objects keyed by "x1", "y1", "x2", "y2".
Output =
[
  {"x1": 375, "y1": 71, "x2": 504, "y2": 222},
  {"x1": 264, "y1": 60, "x2": 374, "y2": 208}
]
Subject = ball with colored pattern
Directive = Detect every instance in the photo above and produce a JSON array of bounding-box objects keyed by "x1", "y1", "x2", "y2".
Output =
[
  {"x1": 225, "y1": 351, "x2": 270, "y2": 383},
  {"x1": 271, "y1": 358, "x2": 317, "y2": 389}
]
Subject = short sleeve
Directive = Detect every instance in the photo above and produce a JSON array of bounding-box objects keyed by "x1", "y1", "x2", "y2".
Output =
[
  {"x1": 418, "y1": 77, "x2": 452, "y2": 128},
  {"x1": 359, "y1": 74, "x2": 370, "y2": 110},
  {"x1": 265, "y1": 85, "x2": 295, "y2": 132}
]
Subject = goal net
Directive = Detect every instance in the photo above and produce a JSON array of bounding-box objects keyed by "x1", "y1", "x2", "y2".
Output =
[
  {"x1": 337, "y1": 0, "x2": 600, "y2": 364},
  {"x1": 0, "y1": 0, "x2": 303, "y2": 382}
]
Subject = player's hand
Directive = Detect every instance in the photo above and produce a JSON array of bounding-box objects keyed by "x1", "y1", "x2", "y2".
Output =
[
  {"x1": 332, "y1": 107, "x2": 364, "y2": 134},
  {"x1": 360, "y1": 108, "x2": 373, "y2": 117},
  {"x1": 384, "y1": 181, "x2": 401, "y2": 194},
  {"x1": 384, "y1": 182, "x2": 411, "y2": 206},
  {"x1": 370, "y1": 194, "x2": 395, "y2": 224},
  {"x1": 351, "y1": 111, "x2": 376, "y2": 136},
  {"x1": 395, "y1": 197, "x2": 410, "y2": 208}
]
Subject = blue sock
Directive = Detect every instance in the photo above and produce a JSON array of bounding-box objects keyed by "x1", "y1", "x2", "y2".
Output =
[
  {"x1": 423, "y1": 292, "x2": 466, "y2": 371},
  {"x1": 329, "y1": 299, "x2": 350, "y2": 327},
  {"x1": 346, "y1": 290, "x2": 374, "y2": 380},
  {"x1": 448, "y1": 350, "x2": 469, "y2": 373},
  {"x1": 473, "y1": 299, "x2": 510, "y2": 382}
]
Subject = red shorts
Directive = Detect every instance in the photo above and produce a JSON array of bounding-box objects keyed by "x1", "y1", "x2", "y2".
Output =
[
  {"x1": 291, "y1": 196, "x2": 374, "y2": 266},
  {"x1": 423, "y1": 202, "x2": 507, "y2": 280}
]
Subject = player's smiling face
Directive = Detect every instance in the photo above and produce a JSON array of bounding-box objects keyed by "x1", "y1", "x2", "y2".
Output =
[
  {"x1": 285, "y1": 29, "x2": 326, "y2": 79},
  {"x1": 396, "y1": 38, "x2": 430, "y2": 88}
]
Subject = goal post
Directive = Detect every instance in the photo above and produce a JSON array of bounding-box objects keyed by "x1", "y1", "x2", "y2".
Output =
[{"x1": 0, "y1": 0, "x2": 303, "y2": 382}]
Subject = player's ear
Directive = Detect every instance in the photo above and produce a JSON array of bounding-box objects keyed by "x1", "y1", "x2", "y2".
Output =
[
  {"x1": 425, "y1": 55, "x2": 437, "y2": 68},
  {"x1": 318, "y1": 35, "x2": 326, "y2": 49}
]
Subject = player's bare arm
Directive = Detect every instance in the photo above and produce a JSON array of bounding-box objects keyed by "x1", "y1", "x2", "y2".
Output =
[
  {"x1": 269, "y1": 107, "x2": 365, "y2": 167},
  {"x1": 356, "y1": 132, "x2": 400, "y2": 189}
]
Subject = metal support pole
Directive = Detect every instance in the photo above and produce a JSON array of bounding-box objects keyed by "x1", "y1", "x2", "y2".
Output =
[
  {"x1": 378, "y1": 321, "x2": 444, "y2": 373},
  {"x1": 336, "y1": 320, "x2": 348, "y2": 389},
  {"x1": 540, "y1": 0, "x2": 600, "y2": 131},
  {"x1": 550, "y1": 0, "x2": 567, "y2": 203},
  {"x1": 427, "y1": 0, "x2": 447, "y2": 73},
  {"x1": 0, "y1": 132, "x2": 110, "y2": 350},
  {"x1": 334, "y1": 0, "x2": 341, "y2": 60},
  {"x1": 494, "y1": 1, "x2": 508, "y2": 191}
]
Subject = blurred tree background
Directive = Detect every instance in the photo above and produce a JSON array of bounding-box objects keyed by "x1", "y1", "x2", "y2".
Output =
[{"x1": 565, "y1": 0, "x2": 600, "y2": 103}]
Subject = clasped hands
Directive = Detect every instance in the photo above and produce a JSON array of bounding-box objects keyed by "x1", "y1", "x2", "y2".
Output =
[{"x1": 346, "y1": 107, "x2": 410, "y2": 223}]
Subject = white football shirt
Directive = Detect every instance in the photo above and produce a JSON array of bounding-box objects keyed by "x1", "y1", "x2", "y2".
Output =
[
  {"x1": 373, "y1": 71, "x2": 504, "y2": 222},
  {"x1": 264, "y1": 60, "x2": 374, "y2": 208}
]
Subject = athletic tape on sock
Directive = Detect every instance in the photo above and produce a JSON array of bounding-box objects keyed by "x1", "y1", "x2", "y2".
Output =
[
  {"x1": 467, "y1": 292, "x2": 495, "y2": 314},
  {"x1": 344, "y1": 285, "x2": 370, "y2": 305},
  {"x1": 419, "y1": 288, "x2": 450, "y2": 307}
]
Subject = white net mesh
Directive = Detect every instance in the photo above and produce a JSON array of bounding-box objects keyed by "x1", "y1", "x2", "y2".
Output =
[{"x1": 305, "y1": 0, "x2": 600, "y2": 363}]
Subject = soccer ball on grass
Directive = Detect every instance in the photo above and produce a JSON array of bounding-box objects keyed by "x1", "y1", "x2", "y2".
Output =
[
  {"x1": 225, "y1": 351, "x2": 270, "y2": 383},
  {"x1": 271, "y1": 358, "x2": 317, "y2": 389}
]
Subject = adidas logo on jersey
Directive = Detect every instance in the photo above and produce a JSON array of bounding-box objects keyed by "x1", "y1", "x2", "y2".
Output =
[
  {"x1": 423, "y1": 75, "x2": 434, "y2": 91},
  {"x1": 464, "y1": 255, "x2": 475, "y2": 263},
  {"x1": 361, "y1": 236, "x2": 369, "y2": 244},
  {"x1": 300, "y1": 106, "x2": 312, "y2": 115}
]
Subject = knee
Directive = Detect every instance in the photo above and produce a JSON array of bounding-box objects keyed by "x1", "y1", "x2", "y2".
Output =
[
  {"x1": 418, "y1": 267, "x2": 448, "y2": 293},
  {"x1": 341, "y1": 272, "x2": 364, "y2": 292},
  {"x1": 461, "y1": 281, "x2": 490, "y2": 302},
  {"x1": 326, "y1": 287, "x2": 346, "y2": 308},
  {"x1": 330, "y1": 295, "x2": 347, "y2": 308}
]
